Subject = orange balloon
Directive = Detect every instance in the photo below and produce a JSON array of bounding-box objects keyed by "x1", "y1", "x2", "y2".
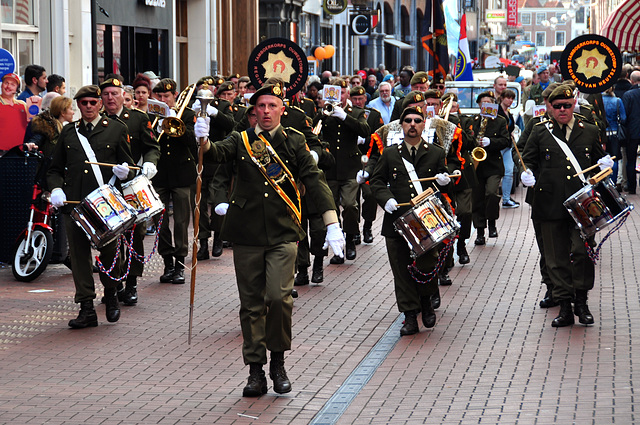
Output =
[
  {"x1": 314, "y1": 46, "x2": 326, "y2": 61},
  {"x1": 307, "y1": 55, "x2": 316, "y2": 63},
  {"x1": 324, "y1": 45, "x2": 335, "y2": 58}
]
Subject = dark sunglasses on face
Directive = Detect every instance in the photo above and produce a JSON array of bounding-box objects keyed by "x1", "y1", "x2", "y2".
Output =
[
  {"x1": 552, "y1": 102, "x2": 573, "y2": 110},
  {"x1": 435, "y1": 85, "x2": 445, "y2": 90},
  {"x1": 80, "y1": 100, "x2": 98, "y2": 106},
  {"x1": 403, "y1": 117, "x2": 424, "y2": 124}
]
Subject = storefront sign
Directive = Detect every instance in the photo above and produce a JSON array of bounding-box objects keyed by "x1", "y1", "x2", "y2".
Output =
[
  {"x1": 560, "y1": 34, "x2": 622, "y2": 94},
  {"x1": 144, "y1": 0, "x2": 166, "y2": 7},
  {"x1": 350, "y1": 13, "x2": 370, "y2": 36},
  {"x1": 0, "y1": 48, "x2": 16, "y2": 77},
  {"x1": 486, "y1": 10, "x2": 507, "y2": 22},
  {"x1": 507, "y1": 0, "x2": 518, "y2": 27},
  {"x1": 323, "y1": 0, "x2": 348, "y2": 15}
]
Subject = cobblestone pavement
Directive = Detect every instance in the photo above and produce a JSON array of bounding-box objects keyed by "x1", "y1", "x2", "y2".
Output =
[{"x1": 0, "y1": 188, "x2": 638, "y2": 424}]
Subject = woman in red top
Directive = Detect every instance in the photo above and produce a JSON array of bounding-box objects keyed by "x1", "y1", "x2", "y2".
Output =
[{"x1": 0, "y1": 72, "x2": 30, "y2": 152}]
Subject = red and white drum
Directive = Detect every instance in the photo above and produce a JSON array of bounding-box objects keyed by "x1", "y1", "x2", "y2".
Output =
[{"x1": 121, "y1": 174, "x2": 164, "y2": 223}]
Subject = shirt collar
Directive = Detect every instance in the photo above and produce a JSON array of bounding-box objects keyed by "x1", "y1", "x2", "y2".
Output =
[{"x1": 255, "y1": 124, "x2": 281, "y2": 140}]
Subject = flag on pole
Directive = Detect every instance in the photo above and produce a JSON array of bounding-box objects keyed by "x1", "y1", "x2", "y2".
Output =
[
  {"x1": 455, "y1": 14, "x2": 474, "y2": 81},
  {"x1": 421, "y1": 0, "x2": 449, "y2": 78}
]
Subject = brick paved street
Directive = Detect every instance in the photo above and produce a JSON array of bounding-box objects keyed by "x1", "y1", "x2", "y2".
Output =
[{"x1": 1, "y1": 188, "x2": 639, "y2": 425}]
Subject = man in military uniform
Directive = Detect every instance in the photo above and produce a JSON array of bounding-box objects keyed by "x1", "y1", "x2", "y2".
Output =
[
  {"x1": 350, "y1": 85, "x2": 384, "y2": 244},
  {"x1": 469, "y1": 91, "x2": 511, "y2": 245},
  {"x1": 370, "y1": 106, "x2": 456, "y2": 335},
  {"x1": 151, "y1": 78, "x2": 198, "y2": 284},
  {"x1": 47, "y1": 85, "x2": 135, "y2": 328},
  {"x1": 389, "y1": 71, "x2": 430, "y2": 122},
  {"x1": 314, "y1": 78, "x2": 370, "y2": 263},
  {"x1": 192, "y1": 80, "x2": 236, "y2": 260},
  {"x1": 100, "y1": 77, "x2": 160, "y2": 305},
  {"x1": 198, "y1": 84, "x2": 345, "y2": 397},
  {"x1": 522, "y1": 85, "x2": 612, "y2": 327}
]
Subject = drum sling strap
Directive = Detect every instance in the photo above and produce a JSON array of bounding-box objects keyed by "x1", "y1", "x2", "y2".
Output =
[
  {"x1": 241, "y1": 130, "x2": 302, "y2": 227},
  {"x1": 544, "y1": 121, "x2": 587, "y2": 184},
  {"x1": 401, "y1": 145, "x2": 424, "y2": 195},
  {"x1": 75, "y1": 122, "x2": 117, "y2": 186}
]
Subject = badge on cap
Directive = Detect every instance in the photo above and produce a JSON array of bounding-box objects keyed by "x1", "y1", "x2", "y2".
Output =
[
  {"x1": 415, "y1": 94, "x2": 423, "y2": 102},
  {"x1": 165, "y1": 83, "x2": 173, "y2": 91},
  {"x1": 273, "y1": 86, "x2": 282, "y2": 96},
  {"x1": 565, "y1": 89, "x2": 572, "y2": 97},
  {"x1": 113, "y1": 79, "x2": 121, "y2": 86},
  {"x1": 416, "y1": 106, "x2": 423, "y2": 114}
]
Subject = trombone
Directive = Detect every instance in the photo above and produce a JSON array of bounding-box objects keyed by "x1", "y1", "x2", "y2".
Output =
[{"x1": 160, "y1": 84, "x2": 197, "y2": 138}]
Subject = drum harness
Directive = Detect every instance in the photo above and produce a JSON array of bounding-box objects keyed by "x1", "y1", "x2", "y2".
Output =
[
  {"x1": 74, "y1": 123, "x2": 162, "y2": 280},
  {"x1": 544, "y1": 122, "x2": 631, "y2": 264}
]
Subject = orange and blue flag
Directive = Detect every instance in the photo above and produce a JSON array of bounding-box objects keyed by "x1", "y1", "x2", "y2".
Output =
[{"x1": 421, "y1": 0, "x2": 449, "y2": 78}]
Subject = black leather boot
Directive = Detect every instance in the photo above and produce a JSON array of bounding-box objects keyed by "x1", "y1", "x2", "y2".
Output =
[
  {"x1": 552, "y1": 300, "x2": 575, "y2": 327},
  {"x1": 488, "y1": 220, "x2": 498, "y2": 238},
  {"x1": 102, "y1": 282, "x2": 124, "y2": 304},
  {"x1": 121, "y1": 275, "x2": 138, "y2": 306},
  {"x1": 172, "y1": 257, "x2": 185, "y2": 284},
  {"x1": 457, "y1": 241, "x2": 470, "y2": 264},
  {"x1": 400, "y1": 310, "x2": 419, "y2": 335},
  {"x1": 103, "y1": 287, "x2": 121, "y2": 323},
  {"x1": 353, "y1": 232, "x2": 361, "y2": 245},
  {"x1": 539, "y1": 283, "x2": 558, "y2": 308},
  {"x1": 212, "y1": 233, "x2": 223, "y2": 257},
  {"x1": 196, "y1": 239, "x2": 209, "y2": 260},
  {"x1": 421, "y1": 297, "x2": 437, "y2": 328},
  {"x1": 475, "y1": 228, "x2": 486, "y2": 245},
  {"x1": 160, "y1": 256, "x2": 174, "y2": 283},
  {"x1": 363, "y1": 222, "x2": 374, "y2": 243},
  {"x1": 430, "y1": 286, "x2": 441, "y2": 310},
  {"x1": 311, "y1": 256, "x2": 324, "y2": 283},
  {"x1": 574, "y1": 290, "x2": 594, "y2": 325},
  {"x1": 242, "y1": 363, "x2": 267, "y2": 397},
  {"x1": 346, "y1": 234, "x2": 357, "y2": 260},
  {"x1": 270, "y1": 352, "x2": 292, "y2": 394},
  {"x1": 68, "y1": 300, "x2": 98, "y2": 329},
  {"x1": 439, "y1": 269, "x2": 452, "y2": 286},
  {"x1": 294, "y1": 268, "x2": 309, "y2": 286}
]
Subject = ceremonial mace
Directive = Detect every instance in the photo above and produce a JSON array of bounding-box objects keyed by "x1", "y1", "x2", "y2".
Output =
[{"x1": 188, "y1": 84, "x2": 215, "y2": 345}]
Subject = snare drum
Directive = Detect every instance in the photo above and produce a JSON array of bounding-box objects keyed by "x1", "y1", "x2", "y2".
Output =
[
  {"x1": 70, "y1": 185, "x2": 137, "y2": 249},
  {"x1": 393, "y1": 193, "x2": 460, "y2": 256},
  {"x1": 121, "y1": 174, "x2": 164, "y2": 223},
  {"x1": 563, "y1": 178, "x2": 633, "y2": 238}
]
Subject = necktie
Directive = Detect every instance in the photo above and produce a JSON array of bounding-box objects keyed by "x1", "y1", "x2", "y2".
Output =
[
  {"x1": 86, "y1": 123, "x2": 93, "y2": 134},
  {"x1": 411, "y1": 146, "x2": 417, "y2": 163},
  {"x1": 561, "y1": 124, "x2": 567, "y2": 141}
]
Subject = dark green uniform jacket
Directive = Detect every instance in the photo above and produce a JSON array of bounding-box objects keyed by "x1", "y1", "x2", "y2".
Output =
[
  {"x1": 469, "y1": 114, "x2": 511, "y2": 179},
  {"x1": 109, "y1": 107, "x2": 160, "y2": 165},
  {"x1": 152, "y1": 108, "x2": 198, "y2": 188}
]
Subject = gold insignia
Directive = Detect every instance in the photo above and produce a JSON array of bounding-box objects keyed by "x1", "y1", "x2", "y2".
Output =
[
  {"x1": 123, "y1": 112, "x2": 129, "y2": 119},
  {"x1": 273, "y1": 86, "x2": 282, "y2": 96},
  {"x1": 416, "y1": 106, "x2": 423, "y2": 114},
  {"x1": 565, "y1": 89, "x2": 572, "y2": 96},
  {"x1": 421, "y1": 77, "x2": 427, "y2": 83},
  {"x1": 165, "y1": 83, "x2": 172, "y2": 91},
  {"x1": 96, "y1": 88, "x2": 101, "y2": 96},
  {"x1": 113, "y1": 79, "x2": 121, "y2": 86},
  {"x1": 416, "y1": 94, "x2": 423, "y2": 101},
  {"x1": 102, "y1": 119, "x2": 108, "y2": 126}
]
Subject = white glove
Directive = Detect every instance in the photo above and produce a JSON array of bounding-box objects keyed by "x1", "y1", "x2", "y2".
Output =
[
  {"x1": 142, "y1": 162, "x2": 157, "y2": 179},
  {"x1": 384, "y1": 198, "x2": 399, "y2": 214},
  {"x1": 452, "y1": 169, "x2": 462, "y2": 176},
  {"x1": 51, "y1": 188, "x2": 66, "y2": 208},
  {"x1": 480, "y1": 137, "x2": 491, "y2": 147},
  {"x1": 194, "y1": 116, "x2": 210, "y2": 139},
  {"x1": 309, "y1": 150, "x2": 319, "y2": 164},
  {"x1": 113, "y1": 163, "x2": 130, "y2": 180},
  {"x1": 435, "y1": 173, "x2": 451, "y2": 186},
  {"x1": 356, "y1": 170, "x2": 369, "y2": 184},
  {"x1": 332, "y1": 105, "x2": 347, "y2": 121},
  {"x1": 192, "y1": 100, "x2": 218, "y2": 117},
  {"x1": 214, "y1": 203, "x2": 229, "y2": 216},
  {"x1": 322, "y1": 222, "x2": 345, "y2": 258},
  {"x1": 357, "y1": 136, "x2": 366, "y2": 145},
  {"x1": 521, "y1": 169, "x2": 536, "y2": 187},
  {"x1": 597, "y1": 154, "x2": 614, "y2": 171}
]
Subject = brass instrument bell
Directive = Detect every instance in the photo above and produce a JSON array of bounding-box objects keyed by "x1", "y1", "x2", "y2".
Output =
[{"x1": 161, "y1": 84, "x2": 196, "y2": 137}]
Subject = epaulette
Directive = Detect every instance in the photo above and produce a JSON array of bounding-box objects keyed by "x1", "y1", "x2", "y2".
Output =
[
  {"x1": 133, "y1": 107, "x2": 147, "y2": 114},
  {"x1": 291, "y1": 105, "x2": 306, "y2": 115},
  {"x1": 302, "y1": 97, "x2": 314, "y2": 102},
  {"x1": 534, "y1": 119, "x2": 551, "y2": 126},
  {"x1": 367, "y1": 106, "x2": 381, "y2": 114},
  {"x1": 286, "y1": 126, "x2": 304, "y2": 136}
]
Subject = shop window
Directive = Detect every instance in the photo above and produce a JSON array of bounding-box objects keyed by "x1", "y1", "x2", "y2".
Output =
[
  {"x1": 555, "y1": 31, "x2": 565, "y2": 46},
  {"x1": 575, "y1": 7, "x2": 585, "y2": 24},
  {"x1": 2, "y1": 0, "x2": 34, "y2": 25},
  {"x1": 535, "y1": 31, "x2": 545, "y2": 47}
]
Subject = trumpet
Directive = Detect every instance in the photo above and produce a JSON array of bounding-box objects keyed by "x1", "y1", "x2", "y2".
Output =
[
  {"x1": 160, "y1": 84, "x2": 197, "y2": 138},
  {"x1": 471, "y1": 117, "x2": 488, "y2": 169},
  {"x1": 323, "y1": 102, "x2": 340, "y2": 114}
]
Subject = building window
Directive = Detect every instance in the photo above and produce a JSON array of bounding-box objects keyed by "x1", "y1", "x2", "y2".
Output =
[
  {"x1": 536, "y1": 12, "x2": 546, "y2": 25},
  {"x1": 1, "y1": 0, "x2": 35, "y2": 25},
  {"x1": 536, "y1": 31, "x2": 546, "y2": 47},
  {"x1": 575, "y1": 7, "x2": 585, "y2": 23},
  {"x1": 520, "y1": 13, "x2": 531, "y2": 25},
  {"x1": 556, "y1": 31, "x2": 565, "y2": 46},
  {"x1": 523, "y1": 32, "x2": 531, "y2": 41}
]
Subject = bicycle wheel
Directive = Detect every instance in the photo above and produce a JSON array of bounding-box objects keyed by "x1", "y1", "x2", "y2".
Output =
[{"x1": 12, "y1": 228, "x2": 54, "y2": 282}]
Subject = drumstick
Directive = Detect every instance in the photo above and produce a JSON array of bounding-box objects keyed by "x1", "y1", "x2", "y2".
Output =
[
  {"x1": 397, "y1": 202, "x2": 412, "y2": 207},
  {"x1": 85, "y1": 161, "x2": 141, "y2": 170},
  {"x1": 572, "y1": 156, "x2": 616, "y2": 178},
  {"x1": 63, "y1": 200, "x2": 81, "y2": 204},
  {"x1": 511, "y1": 136, "x2": 527, "y2": 172},
  {"x1": 409, "y1": 174, "x2": 460, "y2": 182}
]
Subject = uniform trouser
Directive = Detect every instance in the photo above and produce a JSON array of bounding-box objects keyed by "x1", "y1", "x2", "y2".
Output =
[
  {"x1": 472, "y1": 174, "x2": 501, "y2": 229},
  {"x1": 64, "y1": 214, "x2": 121, "y2": 303},
  {"x1": 359, "y1": 183, "x2": 378, "y2": 224},
  {"x1": 156, "y1": 186, "x2": 191, "y2": 258},
  {"x1": 385, "y1": 237, "x2": 439, "y2": 312},
  {"x1": 296, "y1": 208, "x2": 327, "y2": 270},
  {"x1": 454, "y1": 188, "x2": 473, "y2": 240},
  {"x1": 328, "y1": 179, "x2": 360, "y2": 235},
  {"x1": 190, "y1": 180, "x2": 223, "y2": 241},
  {"x1": 126, "y1": 221, "x2": 147, "y2": 277},
  {"x1": 234, "y1": 242, "x2": 297, "y2": 365},
  {"x1": 540, "y1": 219, "x2": 594, "y2": 302},
  {"x1": 625, "y1": 138, "x2": 640, "y2": 192},
  {"x1": 532, "y1": 217, "x2": 551, "y2": 285}
]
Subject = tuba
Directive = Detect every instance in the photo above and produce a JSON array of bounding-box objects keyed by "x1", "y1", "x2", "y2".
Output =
[{"x1": 160, "y1": 84, "x2": 197, "y2": 138}]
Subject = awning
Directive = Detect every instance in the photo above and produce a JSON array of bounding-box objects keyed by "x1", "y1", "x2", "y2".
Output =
[
  {"x1": 383, "y1": 36, "x2": 414, "y2": 50},
  {"x1": 601, "y1": 0, "x2": 640, "y2": 52}
]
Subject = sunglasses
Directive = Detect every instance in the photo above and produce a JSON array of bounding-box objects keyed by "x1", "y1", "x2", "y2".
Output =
[
  {"x1": 79, "y1": 100, "x2": 99, "y2": 106},
  {"x1": 552, "y1": 102, "x2": 573, "y2": 110},
  {"x1": 434, "y1": 85, "x2": 446, "y2": 90},
  {"x1": 403, "y1": 118, "x2": 424, "y2": 124}
]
